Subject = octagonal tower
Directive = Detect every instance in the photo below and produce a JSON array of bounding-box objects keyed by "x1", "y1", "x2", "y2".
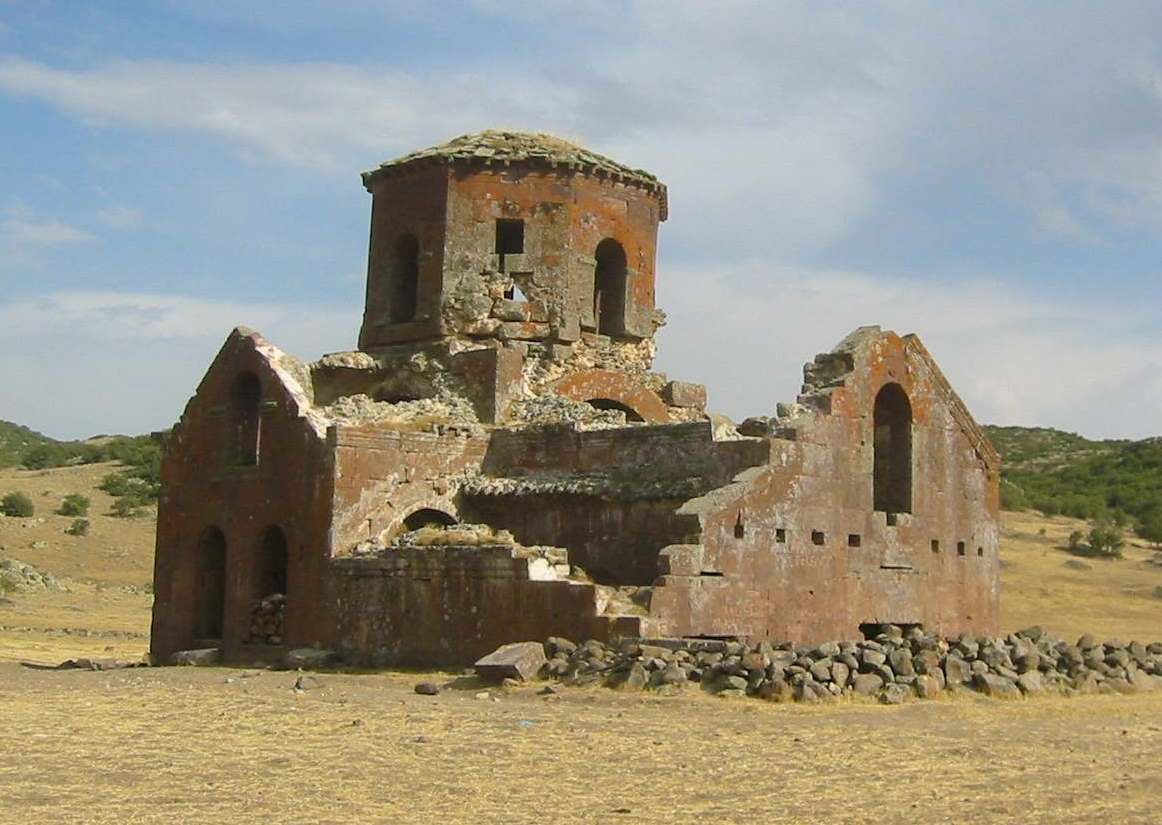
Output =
[{"x1": 358, "y1": 131, "x2": 668, "y2": 354}]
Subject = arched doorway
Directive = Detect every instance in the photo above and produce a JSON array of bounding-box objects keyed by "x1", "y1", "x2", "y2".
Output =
[
  {"x1": 230, "y1": 372, "x2": 261, "y2": 466},
  {"x1": 193, "y1": 526, "x2": 226, "y2": 640},
  {"x1": 593, "y1": 239, "x2": 627, "y2": 336},
  {"x1": 873, "y1": 383, "x2": 913, "y2": 515}
]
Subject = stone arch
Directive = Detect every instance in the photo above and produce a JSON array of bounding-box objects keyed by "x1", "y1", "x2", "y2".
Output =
[
  {"x1": 230, "y1": 371, "x2": 261, "y2": 466},
  {"x1": 253, "y1": 525, "x2": 289, "y2": 600},
  {"x1": 593, "y1": 238, "x2": 627, "y2": 336},
  {"x1": 586, "y1": 398, "x2": 645, "y2": 423},
  {"x1": 389, "y1": 233, "x2": 420, "y2": 324},
  {"x1": 551, "y1": 369, "x2": 669, "y2": 424},
  {"x1": 193, "y1": 526, "x2": 227, "y2": 640},
  {"x1": 874, "y1": 382, "x2": 913, "y2": 515},
  {"x1": 402, "y1": 507, "x2": 458, "y2": 531}
]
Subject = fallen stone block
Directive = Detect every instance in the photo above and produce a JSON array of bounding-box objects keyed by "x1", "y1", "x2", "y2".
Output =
[
  {"x1": 974, "y1": 672, "x2": 1021, "y2": 699},
  {"x1": 169, "y1": 648, "x2": 220, "y2": 667},
  {"x1": 474, "y1": 641, "x2": 547, "y2": 683},
  {"x1": 284, "y1": 647, "x2": 340, "y2": 670}
]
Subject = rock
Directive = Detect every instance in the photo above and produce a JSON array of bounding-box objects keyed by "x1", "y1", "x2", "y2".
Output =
[
  {"x1": 1016, "y1": 671, "x2": 1045, "y2": 696},
  {"x1": 721, "y1": 675, "x2": 748, "y2": 693},
  {"x1": 545, "y1": 637, "x2": 576, "y2": 657},
  {"x1": 414, "y1": 681, "x2": 440, "y2": 695},
  {"x1": 474, "y1": 641, "x2": 547, "y2": 683},
  {"x1": 284, "y1": 647, "x2": 339, "y2": 670},
  {"x1": 830, "y1": 661, "x2": 851, "y2": 688},
  {"x1": 974, "y1": 672, "x2": 1021, "y2": 699},
  {"x1": 1128, "y1": 668, "x2": 1157, "y2": 692},
  {"x1": 537, "y1": 684, "x2": 562, "y2": 696},
  {"x1": 880, "y1": 683, "x2": 910, "y2": 704},
  {"x1": 741, "y1": 651, "x2": 767, "y2": 672},
  {"x1": 913, "y1": 674, "x2": 942, "y2": 699},
  {"x1": 852, "y1": 673, "x2": 884, "y2": 696},
  {"x1": 652, "y1": 662, "x2": 688, "y2": 688},
  {"x1": 813, "y1": 641, "x2": 841, "y2": 659},
  {"x1": 860, "y1": 649, "x2": 887, "y2": 669},
  {"x1": 293, "y1": 674, "x2": 323, "y2": 692},
  {"x1": 758, "y1": 677, "x2": 793, "y2": 702},
  {"x1": 1077, "y1": 633, "x2": 1098, "y2": 650},
  {"x1": 1017, "y1": 626, "x2": 1044, "y2": 642},
  {"x1": 625, "y1": 661, "x2": 649, "y2": 690},
  {"x1": 888, "y1": 648, "x2": 915, "y2": 677},
  {"x1": 169, "y1": 648, "x2": 220, "y2": 667},
  {"x1": 913, "y1": 650, "x2": 941, "y2": 676},
  {"x1": 809, "y1": 659, "x2": 834, "y2": 682}
]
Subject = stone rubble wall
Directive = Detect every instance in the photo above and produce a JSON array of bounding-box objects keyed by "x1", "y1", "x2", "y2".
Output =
[{"x1": 539, "y1": 626, "x2": 1162, "y2": 703}]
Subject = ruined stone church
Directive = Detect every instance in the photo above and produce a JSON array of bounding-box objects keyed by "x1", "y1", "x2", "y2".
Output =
[{"x1": 150, "y1": 131, "x2": 1000, "y2": 666}]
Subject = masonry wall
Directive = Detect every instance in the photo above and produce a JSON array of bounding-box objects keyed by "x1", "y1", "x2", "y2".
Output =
[
  {"x1": 325, "y1": 547, "x2": 638, "y2": 666},
  {"x1": 150, "y1": 332, "x2": 336, "y2": 661},
  {"x1": 649, "y1": 333, "x2": 1000, "y2": 644}
]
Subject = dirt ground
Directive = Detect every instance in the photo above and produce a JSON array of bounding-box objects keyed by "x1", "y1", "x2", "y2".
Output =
[{"x1": 2, "y1": 463, "x2": 1162, "y2": 824}]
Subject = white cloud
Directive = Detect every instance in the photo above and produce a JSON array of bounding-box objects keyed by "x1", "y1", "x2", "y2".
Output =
[
  {"x1": 0, "y1": 291, "x2": 358, "y2": 439},
  {"x1": 96, "y1": 204, "x2": 141, "y2": 229},
  {"x1": 655, "y1": 263, "x2": 1162, "y2": 440},
  {"x1": 1, "y1": 209, "x2": 95, "y2": 247}
]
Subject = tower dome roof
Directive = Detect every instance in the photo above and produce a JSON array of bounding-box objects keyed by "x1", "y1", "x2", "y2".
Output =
[{"x1": 362, "y1": 130, "x2": 667, "y2": 218}]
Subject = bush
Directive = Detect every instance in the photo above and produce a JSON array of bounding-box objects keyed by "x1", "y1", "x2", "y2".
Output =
[
  {"x1": 1139, "y1": 515, "x2": 1162, "y2": 547},
  {"x1": 0, "y1": 575, "x2": 13, "y2": 597},
  {"x1": 109, "y1": 497, "x2": 144, "y2": 519},
  {"x1": 1, "y1": 491, "x2": 34, "y2": 517},
  {"x1": 65, "y1": 518, "x2": 90, "y2": 536},
  {"x1": 57, "y1": 493, "x2": 90, "y2": 517},
  {"x1": 1088, "y1": 523, "x2": 1125, "y2": 558},
  {"x1": 1067, "y1": 530, "x2": 1085, "y2": 553}
]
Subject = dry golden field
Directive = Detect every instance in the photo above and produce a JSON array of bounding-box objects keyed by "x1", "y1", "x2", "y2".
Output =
[{"x1": 2, "y1": 462, "x2": 1162, "y2": 824}]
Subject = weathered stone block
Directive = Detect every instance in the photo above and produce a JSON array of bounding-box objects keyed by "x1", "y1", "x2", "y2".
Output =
[
  {"x1": 169, "y1": 648, "x2": 220, "y2": 667},
  {"x1": 475, "y1": 641, "x2": 547, "y2": 682},
  {"x1": 661, "y1": 381, "x2": 707, "y2": 409}
]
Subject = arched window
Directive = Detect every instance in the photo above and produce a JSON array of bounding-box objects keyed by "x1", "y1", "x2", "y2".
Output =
[
  {"x1": 254, "y1": 525, "x2": 288, "y2": 599},
  {"x1": 389, "y1": 233, "x2": 419, "y2": 324},
  {"x1": 593, "y1": 239, "x2": 627, "y2": 337},
  {"x1": 403, "y1": 508, "x2": 457, "y2": 531},
  {"x1": 194, "y1": 526, "x2": 227, "y2": 640},
  {"x1": 873, "y1": 383, "x2": 913, "y2": 515},
  {"x1": 230, "y1": 372, "x2": 261, "y2": 466},
  {"x1": 586, "y1": 398, "x2": 644, "y2": 423}
]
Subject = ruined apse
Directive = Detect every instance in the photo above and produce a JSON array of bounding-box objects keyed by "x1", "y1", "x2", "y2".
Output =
[{"x1": 150, "y1": 130, "x2": 1001, "y2": 667}]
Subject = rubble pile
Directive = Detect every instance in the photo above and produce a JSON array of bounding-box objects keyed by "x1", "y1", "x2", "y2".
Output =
[
  {"x1": 321, "y1": 393, "x2": 482, "y2": 435},
  {"x1": 536, "y1": 626, "x2": 1162, "y2": 702},
  {"x1": 248, "y1": 594, "x2": 285, "y2": 645},
  {"x1": 0, "y1": 557, "x2": 62, "y2": 592}
]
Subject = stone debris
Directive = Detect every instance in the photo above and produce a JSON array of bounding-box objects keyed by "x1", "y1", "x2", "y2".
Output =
[
  {"x1": 536, "y1": 626, "x2": 1162, "y2": 703},
  {"x1": 169, "y1": 648, "x2": 221, "y2": 667},
  {"x1": 414, "y1": 681, "x2": 441, "y2": 695},
  {"x1": 508, "y1": 395, "x2": 635, "y2": 429},
  {"x1": 283, "y1": 647, "x2": 339, "y2": 670},
  {"x1": 0, "y1": 557, "x2": 63, "y2": 592},
  {"x1": 474, "y1": 641, "x2": 548, "y2": 683},
  {"x1": 248, "y1": 594, "x2": 285, "y2": 645},
  {"x1": 320, "y1": 393, "x2": 482, "y2": 435}
]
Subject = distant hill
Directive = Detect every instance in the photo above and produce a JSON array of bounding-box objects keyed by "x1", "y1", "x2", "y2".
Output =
[
  {"x1": 984, "y1": 425, "x2": 1162, "y2": 534},
  {"x1": 0, "y1": 421, "x2": 62, "y2": 468}
]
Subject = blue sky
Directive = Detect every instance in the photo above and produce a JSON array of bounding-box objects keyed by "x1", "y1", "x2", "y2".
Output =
[{"x1": 1, "y1": 1, "x2": 1160, "y2": 439}]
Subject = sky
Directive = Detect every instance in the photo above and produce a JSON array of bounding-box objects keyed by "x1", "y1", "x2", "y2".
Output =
[{"x1": 0, "y1": 1, "x2": 1160, "y2": 440}]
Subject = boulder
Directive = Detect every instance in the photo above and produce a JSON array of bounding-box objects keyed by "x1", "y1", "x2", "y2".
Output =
[
  {"x1": 852, "y1": 673, "x2": 884, "y2": 696},
  {"x1": 625, "y1": 661, "x2": 649, "y2": 690},
  {"x1": 974, "y1": 672, "x2": 1021, "y2": 699},
  {"x1": 414, "y1": 681, "x2": 440, "y2": 695},
  {"x1": 169, "y1": 648, "x2": 220, "y2": 667},
  {"x1": 1016, "y1": 671, "x2": 1045, "y2": 696},
  {"x1": 284, "y1": 648, "x2": 339, "y2": 670},
  {"x1": 474, "y1": 641, "x2": 547, "y2": 683},
  {"x1": 1128, "y1": 668, "x2": 1157, "y2": 693},
  {"x1": 913, "y1": 674, "x2": 942, "y2": 699},
  {"x1": 880, "y1": 683, "x2": 910, "y2": 705}
]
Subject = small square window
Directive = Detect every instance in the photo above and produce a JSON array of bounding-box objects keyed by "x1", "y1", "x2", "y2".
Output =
[
  {"x1": 812, "y1": 530, "x2": 825, "y2": 546},
  {"x1": 847, "y1": 534, "x2": 861, "y2": 548},
  {"x1": 495, "y1": 218, "x2": 524, "y2": 255},
  {"x1": 775, "y1": 528, "x2": 787, "y2": 543},
  {"x1": 957, "y1": 541, "x2": 966, "y2": 556},
  {"x1": 931, "y1": 539, "x2": 940, "y2": 553},
  {"x1": 886, "y1": 512, "x2": 899, "y2": 526}
]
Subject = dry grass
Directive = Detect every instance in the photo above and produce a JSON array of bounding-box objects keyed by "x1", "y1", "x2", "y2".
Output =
[{"x1": 2, "y1": 463, "x2": 1162, "y2": 824}]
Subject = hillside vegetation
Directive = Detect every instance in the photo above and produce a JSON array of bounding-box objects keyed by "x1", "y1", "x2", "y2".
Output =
[{"x1": 984, "y1": 425, "x2": 1162, "y2": 540}]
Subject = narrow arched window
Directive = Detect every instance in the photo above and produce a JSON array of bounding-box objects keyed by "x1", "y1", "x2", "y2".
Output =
[
  {"x1": 194, "y1": 526, "x2": 227, "y2": 640},
  {"x1": 389, "y1": 233, "x2": 419, "y2": 324},
  {"x1": 873, "y1": 383, "x2": 913, "y2": 515},
  {"x1": 594, "y1": 239, "x2": 627, "y2": 336},
  {"x1": 231, "y1": 372, "x2": 261, "y2": 466},
  {"x1": 254, "y1": 525, "x2": 288, "y2": 599}
]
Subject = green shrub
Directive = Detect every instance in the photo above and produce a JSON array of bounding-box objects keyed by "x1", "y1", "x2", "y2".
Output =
[
  {"x1": 109, "y1": 497, "x2": 144, "y2": 519},
  {"x1": 1067, "y1": 530, "x2": 1085, "y2": 553},
  {"x1": 0, "y1": 575, "x2": 14, "y2": 597},
  {"x1": 1, "y1": 491, "x2": 34, "y2": 517},
  {"x1": 1139, "y1": 515, "x2": 1162, "y2": 547},
  {"x1": 57, "y1": 493, "x2": 90, "y2": 517},
  {"x1": 1087, "y1": 524, "x2": 1124, "y2": 558},
  {"x1": 65, "y1": 518, "x2": 90, "y2": 536}
]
